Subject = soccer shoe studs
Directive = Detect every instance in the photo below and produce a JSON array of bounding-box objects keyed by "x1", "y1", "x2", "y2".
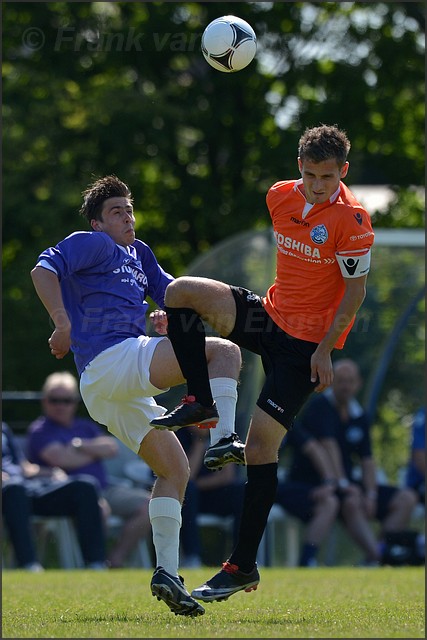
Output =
[
  {"x1": 204, "y1": 433, "x2": 246, "y2": 471},
  {"x1": 150, "y1": 567, "x2": 205, "y2": 617}
]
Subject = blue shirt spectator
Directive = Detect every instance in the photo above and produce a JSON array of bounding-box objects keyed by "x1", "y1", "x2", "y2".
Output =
[
  {"x1": 405, "y1": 407, "x2": 425, "y2": 502},
  {"x1": 28, "y1": 414, "x2": 109, "y2": 490},
  {"x1": 2, "y1": 421, "x2": 106, "y2": 569}
]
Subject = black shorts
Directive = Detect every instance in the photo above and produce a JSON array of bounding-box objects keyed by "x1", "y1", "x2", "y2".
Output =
[
  {"x1": 227, "y1": 286, "x2": 318, "y2": 430},
  {"x1": 275, "y1": 480, "x2": 316, "y2": 522},
  {"x1": 354, "y1": 484, "x2": 401, "y2": 522}
]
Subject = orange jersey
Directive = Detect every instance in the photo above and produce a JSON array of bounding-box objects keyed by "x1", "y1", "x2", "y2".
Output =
[{"x1": 263, "y1": 179, "x2": 374, "y2": 348}]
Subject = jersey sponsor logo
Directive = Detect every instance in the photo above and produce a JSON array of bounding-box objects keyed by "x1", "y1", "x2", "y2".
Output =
[
  {"x1": 113, "y1": 264, "x2": 148, "y2": 287},
  {"x1": 353, "y1": 212, "x2": 363, "y2": 225},
  {"x1": 290, "y1": 216, "x2": 310, "y2": 227},
  {"x1": 274, "y1": 231, "x2": 321, "y2": 259},
  {"x1": 310, "y1": 224, "x2": 328, "y2": 245},
  {"x1": 350, "y1": 231, "x2": 374, "y2": 241},
  {"x1": 323, "y1": 257, "x2": 335, "y2": 264},
  {"x1": 267, "y1": 398, "x2": 284, "y2": 413}
]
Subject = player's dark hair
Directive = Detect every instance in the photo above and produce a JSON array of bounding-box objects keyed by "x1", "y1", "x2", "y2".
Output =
[
  {"x1": 79, "y1": 175, "x2": 133, "y2": 222},
  {"x1": 298, "y1": 124, "x2": 351, "y2": 167}
]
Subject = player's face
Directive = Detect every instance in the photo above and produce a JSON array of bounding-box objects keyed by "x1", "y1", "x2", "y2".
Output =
[
  {"x1": 298, "y1": 158, "x2": 349, "y2": 204},
  {"x1": 91, "y1": 197, "x2": 136, "y2": 246}
]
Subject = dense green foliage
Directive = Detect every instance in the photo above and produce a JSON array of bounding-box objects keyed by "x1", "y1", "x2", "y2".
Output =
[
  {"x1": 2, "y1": 567, "x2": 425, "y2": 638},
  {"x1": 2, "y1": 2, "x2": 425, "y2": 407}
]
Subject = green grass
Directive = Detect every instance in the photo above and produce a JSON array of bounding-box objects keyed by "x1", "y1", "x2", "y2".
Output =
[{"x1": 2, "y1": 567, "x2": 425, "y2": 638}]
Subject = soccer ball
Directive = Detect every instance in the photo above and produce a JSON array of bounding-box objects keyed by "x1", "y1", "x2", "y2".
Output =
[{"x1": 201, "y1": 15, "x2": 257, "y2": 73}]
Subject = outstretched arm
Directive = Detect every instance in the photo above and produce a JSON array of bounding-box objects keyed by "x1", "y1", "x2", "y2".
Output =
[{"x1": 30, "y1": 266, "x2": 71, "y2": 359}]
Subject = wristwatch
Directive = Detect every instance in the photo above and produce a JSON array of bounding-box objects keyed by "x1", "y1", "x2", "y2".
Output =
[{"x1": 71, "y1": 437, "x2": 82, "y2": 450}]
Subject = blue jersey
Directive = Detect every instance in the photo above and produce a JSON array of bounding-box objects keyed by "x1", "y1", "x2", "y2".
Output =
[{"x1": 35, "y1": 231, "x2": 174, "y2": 375}]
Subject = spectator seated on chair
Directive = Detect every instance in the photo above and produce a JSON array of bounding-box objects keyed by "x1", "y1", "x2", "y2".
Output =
[
  {"x1": 276, "y1": 427, "x2": 340, "y2": 567},
  {"x1": 176, "y1": 426, "x2": 246, "y2": 568},
  {"x1": 2, "y1": 421, "x2": 106, "y2": 570},
  {"x1": 27, "y1": 372, "x2": 153, "y2": 569},
  {"x1": 297, "y1": 358, "x2": 420, "y2": 566}
]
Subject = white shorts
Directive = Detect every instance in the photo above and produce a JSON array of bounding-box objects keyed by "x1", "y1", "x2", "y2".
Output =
[{"x1": 80, "y1": 336, "x2": 168, "y2": 454}]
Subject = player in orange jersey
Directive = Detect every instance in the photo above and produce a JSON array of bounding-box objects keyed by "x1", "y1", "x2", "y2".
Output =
[{"x1": 150, "y1": 124, "x2": 374, "y2": 600}]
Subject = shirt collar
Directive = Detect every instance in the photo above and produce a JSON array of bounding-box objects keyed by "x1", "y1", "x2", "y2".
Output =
[
  {"x1": 117, "y1": 244, "x2": 136, "y2": 259},
  {"x1": 329, "y1": 184, "x2": 341, "y2": 203}
]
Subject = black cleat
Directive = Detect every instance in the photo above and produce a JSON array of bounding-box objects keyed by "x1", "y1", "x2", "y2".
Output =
[
  {"x1": 150, "y1": 567, "x2": 205, "y2": 617},
  {"x1": 150, "y1": 396, "x2": 219, "y2": 432},
  {"x1": 204, "y1": 433, "x2": 246, "y2": 471},
  {"x1": 191, "y1": 562, "x2": 260, "y2": 602}
]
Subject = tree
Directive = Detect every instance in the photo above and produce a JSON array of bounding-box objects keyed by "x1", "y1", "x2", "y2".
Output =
[{"x1": 2, "y1": 1, "x2": 425, "y2": 393}]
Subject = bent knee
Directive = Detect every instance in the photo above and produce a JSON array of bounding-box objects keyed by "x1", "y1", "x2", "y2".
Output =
[
  {"x1": 207, "y1": 337, "x2": 241, "y2": 367},
  {"x1": 164, "y1": 277, "x2": 197, "y2": 307},
  {"x1": 342, "y1": 493, "x2": 362, "y2": 510},
  {"x1": 394, "y1": 488, "x2": 418, "y2": 509}
]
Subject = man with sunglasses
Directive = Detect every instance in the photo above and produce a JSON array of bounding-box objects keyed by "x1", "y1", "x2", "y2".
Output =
[
  {"x1": 2, "y1": 421, "x2": 107, "y2": 570},
  {"x1": 27, "y1": 371, "x2": 153, "y2": 569}
]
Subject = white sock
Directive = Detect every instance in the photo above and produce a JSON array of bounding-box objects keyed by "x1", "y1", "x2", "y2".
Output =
[
  {"x1": 149, "y1": 497, "x2": 181, "y2": 576},
  {"x1": 209, "y1": 377, "x2": 238, "y2": 445}
]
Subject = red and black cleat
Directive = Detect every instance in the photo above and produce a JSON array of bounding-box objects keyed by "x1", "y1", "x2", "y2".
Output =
[{"x1": 150, "y1": 396, "x2": 219, "y2": 432}]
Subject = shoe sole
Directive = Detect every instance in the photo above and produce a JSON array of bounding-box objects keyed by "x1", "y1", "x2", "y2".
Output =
[
  {"x1": 204, "y1": 450, "x2": 246, "y2": 470},
  {"x1": 191, "y1": 581, "x2": 259, "y2": 602},
  {"x1": 151, "y1": 417, "x2": 219, "y2": 432},
  {"x1": 151, "y1": 583, "x2": 205, "y2": 616}
]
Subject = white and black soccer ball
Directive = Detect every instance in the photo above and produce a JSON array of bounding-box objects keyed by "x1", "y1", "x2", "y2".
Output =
[{"x1": 201, "y1": 15, "x2": 257, "y2": 73}]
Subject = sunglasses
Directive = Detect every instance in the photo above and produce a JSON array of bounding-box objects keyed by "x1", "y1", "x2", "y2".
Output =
[{"x1": 46, "y1": 397, "x2": 77, "y2": 405}]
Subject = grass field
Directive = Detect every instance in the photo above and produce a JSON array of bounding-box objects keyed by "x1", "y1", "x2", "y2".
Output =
[{"x1": 2, "y1": 566, "x2": 425, "y2": 638}]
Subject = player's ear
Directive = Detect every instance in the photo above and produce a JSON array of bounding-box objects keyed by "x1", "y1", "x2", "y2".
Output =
[
  {"x1": 90, "y1": 219, "x2": 102, "y2": 231},
  {"x1": 340, "y1": 161, "x2": 349, "y2": 179},
  {"x1": 297, "y1": 157, "x2": 303, "y2": 174}
]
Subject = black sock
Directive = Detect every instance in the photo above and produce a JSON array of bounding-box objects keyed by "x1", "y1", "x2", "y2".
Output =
[
  {"x1": 228, "y1": 463, "x2": 278, "y2": 573},
  {"x1": 165, "y1": 306, "x2": 213, "y2": 407}
]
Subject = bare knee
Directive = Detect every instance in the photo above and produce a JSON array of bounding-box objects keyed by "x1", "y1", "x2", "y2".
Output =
[
  {"x1": 341, "y1": 492, "x2": 363, "y2": 516},
  {"x1": 392, "y1": 488, "x2": 418, "y2": 511},
  {"x1": 245, "y1": 438, "x2": 278, "y2": 465},
  {"x1": 164, "y1": 277, "x2": 199, "y2": 307},
  {"x1": 151, "y1": 453, "x2": 190, "y2": 490},
  {"x1": 138, "y1": 430, "x2": 190, "y2": 500},
  {"x1": 206, "y1": 337, "x2": 241, "y2": 376}
]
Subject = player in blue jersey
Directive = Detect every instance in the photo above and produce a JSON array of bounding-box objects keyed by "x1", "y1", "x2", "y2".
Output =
[{"x1": 30, "y1": 175, "x2": 244, "y2": 617}]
